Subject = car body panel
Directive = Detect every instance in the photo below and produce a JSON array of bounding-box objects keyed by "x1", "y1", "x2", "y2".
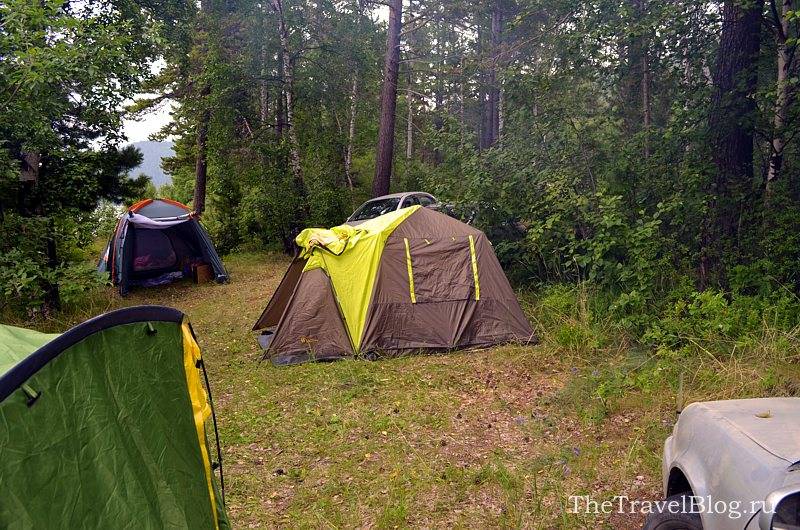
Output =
[{"x1": 661, "y1": 398, "x2": 800, "y2": 530}]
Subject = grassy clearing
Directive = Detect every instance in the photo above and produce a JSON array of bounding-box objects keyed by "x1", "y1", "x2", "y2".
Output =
[{"x1": 15, "y1": 252, "x2": 800, "y2": 528}]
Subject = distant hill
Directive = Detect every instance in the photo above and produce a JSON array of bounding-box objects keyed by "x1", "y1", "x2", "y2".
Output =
[{"x1": 129, "y1": 141, "x2": 174, "y2": 187}]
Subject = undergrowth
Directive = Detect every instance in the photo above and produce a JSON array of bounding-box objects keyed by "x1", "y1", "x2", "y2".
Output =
[{"x1": 526, "y1": 282, "x2": 800, "y2": 422}]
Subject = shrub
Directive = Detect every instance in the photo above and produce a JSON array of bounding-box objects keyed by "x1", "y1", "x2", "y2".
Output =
[{"x1": 0, "y1": 212, "x2": 106, "y2": 317}]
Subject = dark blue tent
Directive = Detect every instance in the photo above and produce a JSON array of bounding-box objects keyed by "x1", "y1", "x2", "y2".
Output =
[{"x1": 98, "y1": 199, "x2": 228, "y2": 295}]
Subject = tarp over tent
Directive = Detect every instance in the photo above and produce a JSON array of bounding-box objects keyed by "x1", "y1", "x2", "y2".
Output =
[
  {"x1": 0, "y1": 306, "x2": 230, "y2": 529},
  {"x1": 253, "y1": 206, "x2": 534, "y2": 365},
  {"x1": 98, "y1": 199, "x2": 228, "y2": 295}
]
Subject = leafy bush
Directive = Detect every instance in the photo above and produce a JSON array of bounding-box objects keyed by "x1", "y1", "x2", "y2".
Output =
[
  {"x1": 0, "y1": 247, "x2": 105, "y2": 316},
  {"x1": 0, "y1": 212, "x2": 107, "y2": 317},
  {"x1": 642, "y1": 289, "x2": 800, "y2": 353}
]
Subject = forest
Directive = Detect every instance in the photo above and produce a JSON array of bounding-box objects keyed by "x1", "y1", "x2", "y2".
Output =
[{"x1": 2, "y1": 0, "x2": 800, "y2": 527}]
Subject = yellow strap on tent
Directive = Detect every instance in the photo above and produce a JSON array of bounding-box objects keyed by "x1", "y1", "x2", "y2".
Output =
[
  {"x1": 404, "y1": 238, "x2": 416, "y2": 303},
  {"x1": 181, "y1": 319, "x2": 220, "y2": 530},
  {"x1": 468, "y1": 235, "x2": 480, "y2": 301}
]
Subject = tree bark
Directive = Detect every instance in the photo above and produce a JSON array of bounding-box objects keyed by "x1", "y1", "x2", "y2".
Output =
[
  {"x1": 193, "y1": 102, "x2": 209, "y2": 215},
  {"x1": 193, "y1": 1, "x2": 212, "y2": 216},
  {"x1": 498, "y1": 76, "x2": 505, "y2": 145},
  {"x1": 344, "y1": 75, "x2": 358, "y2": 192},
  {"x1": 272, "y1": 0, "x2": 304, "y2": 191},
  {"x1": 432, "y1": 22, "x2": 444, "y2": 165},
  {"x1": 276, "y1": 66, "x2": 285, "y2": 138},
  {"x1": 710, "y1": 0, "x2": 763, "y2": 232},
  {"x1": 639, "y1": 0, "x2": 651, "y2": 159},
  {"x1": 260, "y1": 42, "x2": 270, "y2": 126},
  {"x1": 459, "y1": 56, "x2": 466, "y2": 144},
  {"x1": 702, "y1": 0, "x2": 764, "y2": 284},
  {"x1": 20, "y1": 152, "x2": 40, "y2": 184},
  {"x1": 477, "y1": 26, "x2": 486, "y2": 150},
  {"x1": 343, "y1": 0, "x2": 365, "y2": 194},
  {"x1": 44, "y1": 217, "x2": 60, "y2": 312},
  {"x1": 19, "y1": 152, "x2": 60, "y2": 311},
  {"x1": 487, "y1": 0, "x2": 502, "y2": 147},
  {"x1": 372, "y1": 0, "x2": 403, "y2": 197},
  {"x1": 405, "y1": 1, "x2": 414, "y2": 165},
  {"x1": 478, "y1": 0, "x2": 502, "y2": 149},
  {"x1": 641, "y1": 46, "x2": 651, "y2": 158},
  {"x1": 766, "y1": 0, "x2": 793, "y2": 196},
  {"x1": 406, "y1": 65, "x2": 413, "y2": 162}
]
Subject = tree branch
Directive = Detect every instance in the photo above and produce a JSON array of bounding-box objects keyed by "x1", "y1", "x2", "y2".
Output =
[{"x1": 768, "y1": 0, "x2": 788, "y2": 40}]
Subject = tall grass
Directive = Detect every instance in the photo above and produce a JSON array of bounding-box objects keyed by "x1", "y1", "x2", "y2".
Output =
[{"x1": 524, "y1": 283, "x2": 800, "y2": 417}]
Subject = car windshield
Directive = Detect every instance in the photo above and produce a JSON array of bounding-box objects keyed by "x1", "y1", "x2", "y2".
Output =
[{"x1": 349, "y1": 197, "x2": 401, "y2": 221}]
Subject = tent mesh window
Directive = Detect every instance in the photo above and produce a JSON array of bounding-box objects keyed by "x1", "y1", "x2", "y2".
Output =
[{"x1": 132, "y1": 229, "x2": 178, "y2": 272}]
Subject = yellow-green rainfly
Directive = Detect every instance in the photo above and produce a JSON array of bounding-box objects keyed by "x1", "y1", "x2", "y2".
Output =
[{"x1": 294, "y1": 206, "x2": 421, "y2": 352}]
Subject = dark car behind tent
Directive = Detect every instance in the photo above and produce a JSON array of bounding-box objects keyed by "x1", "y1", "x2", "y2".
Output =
[
  {"x1": 98, "y1": 198, "x2": 228, "y2": 294},
  {"x1": 254, "y1": 206, "x2": 535, "y2": 365},
  {"x1": 0, "y1": 306, "x2": 229, "y2": 529}
]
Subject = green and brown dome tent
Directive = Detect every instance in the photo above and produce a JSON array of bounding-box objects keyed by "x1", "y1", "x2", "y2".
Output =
[
  {"x1": 0, "y1": 306, "x2": 229, "y2": 529},
  {"x1": 253, "y1": 206, "x2": 534, "y2": 365}
]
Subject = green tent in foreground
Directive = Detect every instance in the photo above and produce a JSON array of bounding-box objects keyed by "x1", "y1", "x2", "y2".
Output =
[{"x1": 0, "y1": 306, "x2": 229, "y2": 529}]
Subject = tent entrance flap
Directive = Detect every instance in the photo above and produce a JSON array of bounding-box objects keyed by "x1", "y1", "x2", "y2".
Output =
[
  {"x1": 299, "y1": 206, "x2": 420, "y2": 351},
  {"x1": 265, "y1": 268, "x2": 353, "y2": 364},
  {"x1": 253, "y1": 256, "x2": 307, "y2": 331}
]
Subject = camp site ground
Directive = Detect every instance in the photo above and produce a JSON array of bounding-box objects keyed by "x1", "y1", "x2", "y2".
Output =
[
  {"x1": 5, "y1": 247, "x2": 800, "y2": 528},
  {"x1": 5, "y1": 252, "x2": 673, "y2": 529}
]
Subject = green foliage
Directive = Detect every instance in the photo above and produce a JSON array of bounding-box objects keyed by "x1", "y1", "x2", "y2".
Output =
[
  {"x1": 5, "y1": 0, "x2": 800, "y2": 326},
  {"x1": 92, "y1": 201, "x2": 125, "y2": 239},
  {"x1": 0, "y1": 213, "x2": 106, "y2": 315},
  {"x1": 642, "y1": 289, "x2": 800, "y2": 352},
  {"x1": 0, "y1": 0, "x2": 159, "y2": 151},
  {"x1": 0, "y1": 0, "x2": 165, "y2": 314}
]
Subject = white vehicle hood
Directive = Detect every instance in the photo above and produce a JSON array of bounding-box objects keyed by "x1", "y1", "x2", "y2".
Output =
[{"x1": 691, "y1": 398, "x2": 800, "y2": 465}]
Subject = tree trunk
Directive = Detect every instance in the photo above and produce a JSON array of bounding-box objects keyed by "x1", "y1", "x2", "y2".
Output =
[
  {"x1": 405, "y1": 2, "x2": 414, "y2": 165},
  {"x1": 344, "y1": 75, "x2": 358, "y2": 192},
  {"x1": 498, "y1": 77, "x2": 505, "y2": 144},
  {"x1": 766, "y1": 0, "x2": 793, "y2": 197},
  {"x1": 487, "y1": 0, "x2": 502, "y2": 147},
  {"x1": 702, "y1": 0, "x2": 764, "y2": 284},
  {"x1": 432, "y1": 23, "x2": 444, "y2": 165},
  {"x1": 20, "y1": 152, "x2": 40, "y2": 184},
  {"x1": 479, "y1": 91, "x2": 487, "y2": 149},
  {"x1": 19, "y1": 152, "x2": 60, "y2": 311},
  {"x1": 260, "y1": 42, "x2": 270, "y2": 126},
  {"x1": 272, "y1": 0, "x2": 304, "y2": 191},
  {"x1": 372, "y1": 0, "x2": 403, "y2": 197},
  {"x1": 641, "y1": 47, "x2": 651, "y2": 158},
  {"x1": 44, "y1": 217, "x2": 60, "y2": 312},
  {"x1": 459, "y1": 56, "x2": 466, "y2": 144},
  {"x1": 406, "y1": 66, "x2": 413, "y2": 162},
  {"x1": 343, "y1": 0, "x2": 364, "y2": 194},
  {"x1": 710, "y1": 0, "x2": 763, "y2": 232},
  {"x1": 639, "y1": 0, "x2": 651, "y2": 159},
  {"x1": 276, "y1": 71, "x2": 285, "y2": 138},
  {"x1": 193, "y1": 1, "x2": 212, "y2": 216},
  {"x1": 193, "y1": 103, "x2": 209, "y2": 215}
]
